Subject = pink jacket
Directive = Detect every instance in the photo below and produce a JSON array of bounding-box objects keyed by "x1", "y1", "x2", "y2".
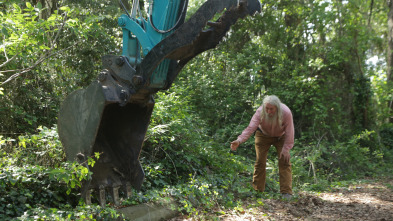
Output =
[{"x1": 237, "y1": 103, "x2": 294, "y2": 151}]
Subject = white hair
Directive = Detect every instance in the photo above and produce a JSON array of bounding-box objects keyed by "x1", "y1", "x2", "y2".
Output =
[{"x1": 260, "y1": 95, "x2": 283, "y2": 127}]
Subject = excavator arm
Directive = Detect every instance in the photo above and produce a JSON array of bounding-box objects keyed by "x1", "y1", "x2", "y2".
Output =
[{"x1": 58, "y1": 0, "x2": 261, "y2": 206}]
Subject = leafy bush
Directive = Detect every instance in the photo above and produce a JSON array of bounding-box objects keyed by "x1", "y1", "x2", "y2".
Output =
[
  {"x1": 123, "y1": 171, "x2": 255, "y2": 217},
  {"x1": 0, "y1": 1, "x2": 120, "y2": 134},
  {"x1": 0, "y1": 164, "x2": 75, "y2": 219},
  {"x1": 291, "y1": 129, "x2": 387, "y2": 185},
  {"x1": 380, "y1": 124, "x2": 393, "y2": 150},
  {"x1": 12, "y1": 126, "x2": 64, "y2": 167},
  {"x1": 0, "y1": 157, "x2": 103, "y2": 219},
  {"x1": 0, "y1": 127, "x2": 123, "y2": 220},
  {"x1": 141, "y1": 89, "x2": 212, "y2": 187},
  {"x1": 18, "y1": 204, "x2": 125, "y2": 221}
]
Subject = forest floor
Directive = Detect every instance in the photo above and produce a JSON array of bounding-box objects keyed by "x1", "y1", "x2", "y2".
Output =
[{"x1": 170, "y1": 178, "x2": 393, "y2": 221}]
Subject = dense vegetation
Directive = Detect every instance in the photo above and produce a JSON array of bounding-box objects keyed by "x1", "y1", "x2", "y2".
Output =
[{"x1": 1, "y1": 0, "x2": 392, "y2": 220}]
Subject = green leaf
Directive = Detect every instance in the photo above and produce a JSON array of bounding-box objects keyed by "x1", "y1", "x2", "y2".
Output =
[
  {"x1": 60, "y1": 6, "x2": 70, "y2": 12},
  {"x1": 94, "y1": 152, "x2": 100, "y2": 160},
  {"x1": 13, "y1": 3, "x2": 21, "y2": 12},
  {"x1": 1, "y1": 27, "x2": 8, "y2": 37},
  {"x1": 47, "y1": 14, "x2": 57, "y2": 22},
  {"x1": 81, "y1": 167, "x2": 88, "y2": 175}
]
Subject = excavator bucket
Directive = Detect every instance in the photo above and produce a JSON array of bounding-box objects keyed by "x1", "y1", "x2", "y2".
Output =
[
  {"x1": 58, "y1": 80, "x2": 154, "y2": 205},
  {"x1": 58, "y1": 0, "x2": 261, "y2": 206}
]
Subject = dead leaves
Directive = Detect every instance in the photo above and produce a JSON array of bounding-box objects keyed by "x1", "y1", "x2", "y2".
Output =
[{"x1": 170, "y1": 179, "x2": 393, "y2": 220}]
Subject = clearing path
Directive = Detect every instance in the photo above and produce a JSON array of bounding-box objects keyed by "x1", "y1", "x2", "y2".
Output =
[{"x1": 171, "y1": 178, "x2": 393, "y2": 220}]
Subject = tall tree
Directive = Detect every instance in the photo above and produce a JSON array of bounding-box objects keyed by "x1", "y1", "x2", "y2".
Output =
[{"x1": 388, "y1": 0, "x2": 393, "y2": 123}]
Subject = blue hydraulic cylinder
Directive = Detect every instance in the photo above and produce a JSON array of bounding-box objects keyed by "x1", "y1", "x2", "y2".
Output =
[{"x1": 117, "y1": 0, "x2": 185, "y2": 88}]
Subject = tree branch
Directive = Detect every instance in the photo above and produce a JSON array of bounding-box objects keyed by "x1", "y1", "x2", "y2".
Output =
[
  {"x1": 2, "y1": 35, "x2": 9, "y2": 61},
  {"x1": 0, "y1": 35, "x2": 22, "y2": 69},
  {"x1": 0, "y1": 52, "x2": 20, "y2": 69},
  {"x1": 1, "y1": 41, "x2": 79, "y2": 85},
  {"x1": 368, "y1": 0, "x2": 374, "y2": 26},
  {"x1": 1, "y1": 12, "x2": 69, "y2": 85}
]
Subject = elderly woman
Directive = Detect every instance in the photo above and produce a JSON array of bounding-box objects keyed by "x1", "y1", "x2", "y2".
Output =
[{"x1": 230, "y1": 95, "x2": 294, "y2": 199}]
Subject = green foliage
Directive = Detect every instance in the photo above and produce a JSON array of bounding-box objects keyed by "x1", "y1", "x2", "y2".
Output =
[
  {"x1": 18, "y1": 204, "x2": 125, "y2": 221},
  {"x1": 0, "y1": 2, "x2": 69, "y2": 133},
  {"x1": 0, "y1": 0, "x2": 392, "y2": 219},
  {"x1": 0, "y1": 1, "x2": 121, "y2": 134},
  {"x1": 380, "y1": 124, "x2": 393, "y2": 149},
  {"x1": 49, "y1": 160, "x2": 94, "y2": 195},
  {"x1": 329, "y1": 130, "x2": 384, "y2": 178},
  {"x1": 0, "y1": 126, "x2": 123, "y2": 220},
  {"x1": 0, "y1": 164, "x2": 74, "y2": 219},
  {"x1": 123, "y1": 172, "x2": 255, "y2": 217},
  {"x1": 291, "y1": 129, "x2": 387, "y2": 188},
  {"x1": 141, "y1": 88, "x2": 211, "y2": 187},
  {"x1": 1, "y1": 125, "x2": 64, "y2": 167}
]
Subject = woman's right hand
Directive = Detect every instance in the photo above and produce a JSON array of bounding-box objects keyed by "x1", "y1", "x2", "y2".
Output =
[{"x1": 230, "y1": 140, "x2": 240, "y2": 151}]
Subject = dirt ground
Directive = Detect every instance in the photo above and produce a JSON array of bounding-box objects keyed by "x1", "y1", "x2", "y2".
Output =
[{"x1": 171, "y1": 178, "x2": 393, "y2": 220}]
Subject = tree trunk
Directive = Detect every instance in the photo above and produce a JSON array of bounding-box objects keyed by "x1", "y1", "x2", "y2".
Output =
[
  {"x1": 283, "y1": 0, "x2": 303, "y2": 62},
  {"x1": 387, "y1": 0, "x2": 393, "y2": 123},
  {"x1": 32, "y1": 0, "x2": 58, "y2": 19}
]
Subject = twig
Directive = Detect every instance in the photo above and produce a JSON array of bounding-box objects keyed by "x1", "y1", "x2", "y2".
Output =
[
  {"x1": 309, "y1": 159, "x2": 317, "y2": 184},
  {"x1": 158, "y1": 145, "x2": 179, "y2": 178},
  {"x1": 308, "y1": 133, "x2": 326, "y2": 184}
]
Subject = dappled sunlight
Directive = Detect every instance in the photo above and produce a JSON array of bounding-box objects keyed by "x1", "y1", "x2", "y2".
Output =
[
  {"x1": 301, "y1": 182, "x2": 393, "y2": 221},
  {"x1": 170, "y1": 180, "x2": 393, "y2": 220},
  {"x1": 320, "y1": 182, "x2": 392, "y2": 203},
  {"x1": 320, "y1": 190, "x2": 388, "y2": 205}
]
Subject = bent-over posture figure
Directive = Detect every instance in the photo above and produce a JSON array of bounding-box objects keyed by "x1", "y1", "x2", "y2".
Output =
[{"x1": 231, "y1": 95, "x2": 294, "y2": 198}]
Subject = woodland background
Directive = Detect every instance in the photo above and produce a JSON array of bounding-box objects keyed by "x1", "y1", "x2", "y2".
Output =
[{"x1": 0, "y1": 0, "x2": 392, "y2": 220}]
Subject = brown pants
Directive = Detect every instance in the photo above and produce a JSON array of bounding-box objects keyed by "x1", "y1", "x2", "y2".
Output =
[{"x1": 252, "y1": 130, "x2": 293, "y2": 194}]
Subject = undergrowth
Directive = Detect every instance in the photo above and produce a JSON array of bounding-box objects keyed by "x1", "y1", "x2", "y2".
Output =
[{"x1": 1, "y1": 122, "x2": 392, "y2": 220}]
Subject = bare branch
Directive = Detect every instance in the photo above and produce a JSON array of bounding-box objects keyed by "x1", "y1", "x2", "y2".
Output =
[
  {"x1": 0, "y1": 68, "x2": 24, "y2": 74},
  {"x1": 1, "y1": 12, "x2": 71, "y2": 85},
  {"x1": 53, "y1": 12, "x2": 68, "y2": 45},
  {"x1": 1, "y1": 68, "x2": 32, "y2": 85},
  {"x1": 0, "y1": 52, "x2": 20, "y2": 69},
  {"x1": 1, "y1": 41, "x2": 79, "y2": 85},
  {"x1": 0, "y1": 35, "x2": 20, "y2": 68},
  {"x1": 1, "y1": 32, "x2": 10, "y2": 60}
]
